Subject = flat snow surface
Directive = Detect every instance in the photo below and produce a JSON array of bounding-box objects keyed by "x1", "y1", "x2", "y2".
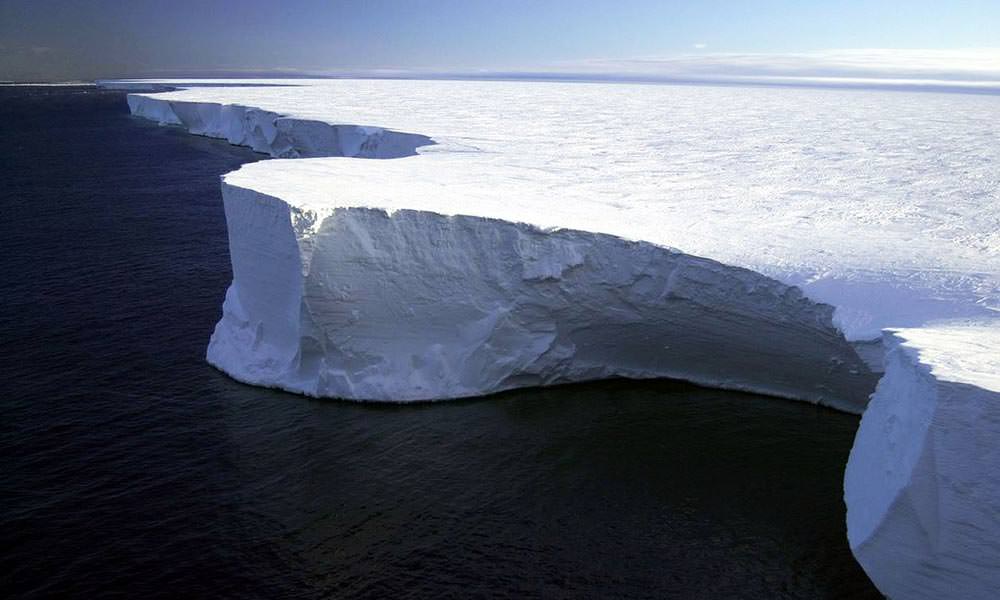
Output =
[
  {"x1": 889, "y1": 320, "x2": 1000, "y2": 393},
  {"x1": 116, "y1": 78, "x2": 999, "y2": 341}
]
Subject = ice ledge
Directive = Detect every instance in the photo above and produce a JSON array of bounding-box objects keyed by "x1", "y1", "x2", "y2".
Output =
[
  {"x1": 126, "y1": 92, "x2": 434, "y2": 159},
  {"x1": 208, "y1": 182, "x2": 876, "y2": 412},
  {"x1": 120, "y1": 91, "x2": 877, "y2": 412},
  {"x1": 845, "y1": 322, "x2": 1000, "y2": 599}
]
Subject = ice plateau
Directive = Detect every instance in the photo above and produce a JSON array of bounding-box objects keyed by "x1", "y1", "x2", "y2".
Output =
[{"x1": 106, "y1": 78, "x2": 999, "y2": 598}]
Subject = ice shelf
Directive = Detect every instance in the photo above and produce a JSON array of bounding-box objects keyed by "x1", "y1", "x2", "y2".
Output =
[{"x1": 106, "y1": 77, "x2": 999, "y2": 599}]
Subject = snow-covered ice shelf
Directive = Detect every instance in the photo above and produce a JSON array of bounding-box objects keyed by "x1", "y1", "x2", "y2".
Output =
[
  {"x1": 113, "y1": 78, "x2": 999, "y2": 342},
  {"x1": 106, "y1": 77, "x2": 999, "y2": 598}
]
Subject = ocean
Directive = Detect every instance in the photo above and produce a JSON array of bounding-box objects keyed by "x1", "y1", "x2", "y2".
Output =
[{"x1": 0, "y1": 85, "x2": 880, "y2": 599}]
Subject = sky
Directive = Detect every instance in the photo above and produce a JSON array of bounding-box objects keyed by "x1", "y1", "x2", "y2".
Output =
[{"x1": 1, "y1": 0, "x2": 999, "y2": 83}]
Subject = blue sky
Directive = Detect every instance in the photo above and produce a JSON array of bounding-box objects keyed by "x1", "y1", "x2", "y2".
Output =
[{"x1": 2, "y1": 0, "x2": 999, "y2": 81}]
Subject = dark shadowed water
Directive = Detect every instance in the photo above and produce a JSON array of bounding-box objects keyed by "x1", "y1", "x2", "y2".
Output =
[{"x1": 0, "y1": 86, "x2": 881, "y2": 599}]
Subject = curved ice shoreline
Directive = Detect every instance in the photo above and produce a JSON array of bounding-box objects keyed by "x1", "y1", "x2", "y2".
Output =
[
  {"x1": 127, "y1": 93, "x2": 434, "y2": 159},
  {"x1": 115, "y1": 81, "x2": 999, "y2": 598}
]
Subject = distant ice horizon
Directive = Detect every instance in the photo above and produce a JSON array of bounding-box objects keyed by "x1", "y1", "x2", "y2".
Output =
[
  {"x1": 79, "y1": 48, "x2": 1000, "y2": 95},
  {"x1": 9, "y1": 46, "x2": 1000, "y2": 94}
]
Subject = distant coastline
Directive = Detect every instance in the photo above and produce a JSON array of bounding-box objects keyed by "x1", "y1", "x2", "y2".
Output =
[{"x1": 0, "y1": 81, "x2": 95, "y2": 86}]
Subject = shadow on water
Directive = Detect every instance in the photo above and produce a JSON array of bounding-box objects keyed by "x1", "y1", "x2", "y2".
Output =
[{"x1": 0, "y1": 86, "x2": 880, "y2": 599}]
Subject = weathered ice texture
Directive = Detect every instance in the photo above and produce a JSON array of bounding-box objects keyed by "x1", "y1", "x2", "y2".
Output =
[
  {"x1": 845, "y1": 323, "x2": 1000, "y2": 599},
  {"x1": 208, "y1": 182, "x2": 875, "y2": 411}
]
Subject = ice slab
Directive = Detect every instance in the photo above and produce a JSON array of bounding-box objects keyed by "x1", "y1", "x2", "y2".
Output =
[{"x1": 208, "y1": 180, "x2": 876, "y2": 410}]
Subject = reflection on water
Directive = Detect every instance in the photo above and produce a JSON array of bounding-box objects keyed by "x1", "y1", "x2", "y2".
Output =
[{"x1": 0, "y1": 86, "x2": 879, "y2": 599}]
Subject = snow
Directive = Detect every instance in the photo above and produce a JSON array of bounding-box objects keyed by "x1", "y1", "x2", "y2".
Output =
[
  {"x1": 845, "y1": 321, "x2": 1000, "y2": 599},
  {"x1": 109, "y1": 77, "x2": 1000, "y2": 404}
]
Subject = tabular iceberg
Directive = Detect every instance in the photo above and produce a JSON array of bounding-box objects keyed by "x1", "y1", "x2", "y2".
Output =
[{"x1": 106, "y1": 78, "x2": 1000, "y2": 599}]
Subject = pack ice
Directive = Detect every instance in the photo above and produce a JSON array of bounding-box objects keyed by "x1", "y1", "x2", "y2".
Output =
[{"x1": 107, "y1": 78, "x2": 999, "y2": 598}]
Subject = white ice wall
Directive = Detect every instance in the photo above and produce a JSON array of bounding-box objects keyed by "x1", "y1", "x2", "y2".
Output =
[
  {"x1": 127, "y1": 93, "x2": 432, "y2": 158},
  {"x1": 845, "y1": 323, "x2": 1000, "y2": 599},
  {"x1": 207, "y1": 182, "x2": 876, "y2": 410}
]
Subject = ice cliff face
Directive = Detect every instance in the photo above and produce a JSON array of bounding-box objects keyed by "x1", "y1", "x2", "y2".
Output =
[
  {"x1": 845, "y1": 323, "x2": 1000, "y2": 599},
  {"x1": 209, "y1": 180, "x2": 875, "y2": 411},
  {"x1": 113, "y1": 78, "x2": 999, "y2": 344},
  {"x1": 127, "y1": 93, "x2": 432, "y2": 159},
  {"x1": 124, "y1": 89, "x2": 878, "y2": 410}
]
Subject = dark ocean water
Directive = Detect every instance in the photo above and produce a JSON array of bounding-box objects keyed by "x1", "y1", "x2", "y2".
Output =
[{"x1": 0, "y1": 86, "x2": 881, "y2": 599}]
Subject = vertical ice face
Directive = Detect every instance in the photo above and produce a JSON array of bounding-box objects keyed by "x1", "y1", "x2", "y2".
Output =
[
  {"x1": 845, "y1": 323, "x2": 1000, "y2": 599},
  {"x1": 126, "y1": 93, "x2": 432, "y2": 158},
  {"x1": 118, "y1": 90, "x2": 878, "y2": 411},
  {"x1": 206, "y1": 181, "x2": 876, "y2": 411}
]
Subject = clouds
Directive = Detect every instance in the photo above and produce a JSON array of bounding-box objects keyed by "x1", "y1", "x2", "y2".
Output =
[{"x1": 564, "y1": 48, "x2": 1000, "y2": 83}]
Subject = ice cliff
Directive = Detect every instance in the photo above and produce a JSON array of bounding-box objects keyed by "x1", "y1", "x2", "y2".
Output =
[
  {"x1": 109, "y1": 78, "x2": 999, "y2": 599},
  {"x1": 845, "y1": 322, "x2": 1000, "y2": 599},
  {"x1": 127, "y1": 93, "x2": 432, "y2": 159},
  {"x1": 123, "y1": 87, "x2": 879, "y2": 410},
  {"x1": 210, "y1": 181, "x2": 874, "y2": 411}
]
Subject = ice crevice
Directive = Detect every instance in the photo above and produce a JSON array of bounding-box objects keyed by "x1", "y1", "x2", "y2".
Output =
[{"x1": 116, "y1": 83, "x2": 1000, "y2": 599}]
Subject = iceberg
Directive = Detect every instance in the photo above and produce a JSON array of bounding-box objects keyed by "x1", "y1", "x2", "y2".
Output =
[{"x1": 104, "y1": 78, "x2": 999, "y2": 597}]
